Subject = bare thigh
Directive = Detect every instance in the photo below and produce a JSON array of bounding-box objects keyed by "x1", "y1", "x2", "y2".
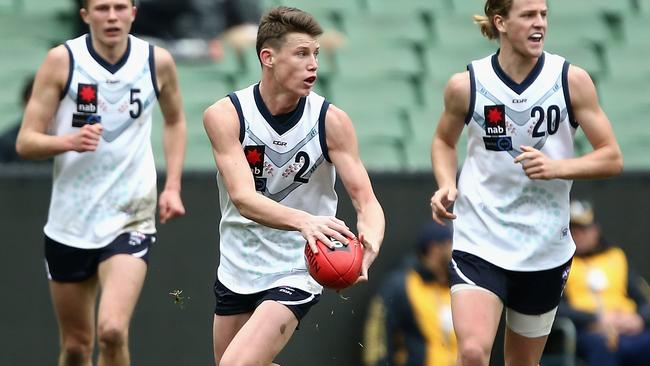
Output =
[
  {"x1": 96, "y1": 254, "x2": 147, "y2": 332},
  {"x1": 49, "y1": 277, "x2": 99, "y2": 346},
  {"x1": 219, "y1": 300, "x2": 298, "y2": 366},
  {"x1": 213, "y1": 312, "x2": 252, "y2": 364},
  {"x1": 451, "y1": 288, "x2": 503, "y2": 361}
]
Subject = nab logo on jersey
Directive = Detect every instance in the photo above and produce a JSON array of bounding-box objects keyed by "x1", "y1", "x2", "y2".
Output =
[
  {"x1": 484, "y1": 105, "x2": 506, "y2": 136},
  {"x1": 76, "y1": 83, "x2": 98, "y2": 113},
  {"x1": 244, "y1": 145, "x2": 265, "y2": 177}
]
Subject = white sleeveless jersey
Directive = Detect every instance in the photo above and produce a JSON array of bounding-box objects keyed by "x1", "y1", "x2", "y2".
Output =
[
  {"x1": 217, "y1": 84, "x2": 337, "y2": 294},
  {"x1": 454, "y1": 51, "x2": 577, "y2": 271},
  {"x1": 44, "y1": 34, "x2": 159, "y2": 249}
]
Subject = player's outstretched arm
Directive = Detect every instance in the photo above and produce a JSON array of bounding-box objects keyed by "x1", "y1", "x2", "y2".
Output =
[
  {"x1": 155, "y1": 46, "x2": 187, "y2": 223},
  {"x1": 430, "y1": 72, "x2": 469, "y2": 224},
  {"x1": 325, "y1": 104, "x2": 385, "y2": 282},
  {"x1": 203, "y1": 98, "x2": 354, "y2": 252},
  {"x1": 16, "y1": 45, "x2": 103, "y2": 159}
]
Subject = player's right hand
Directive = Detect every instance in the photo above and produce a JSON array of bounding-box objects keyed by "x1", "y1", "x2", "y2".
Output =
[
  {"x1": 300, "y1": 215, "x2": 355, "y2": 254},
  {"x1": 430, "y1": 187, "x2": 457, "y2": 225},
  {"x1": 70, "y1": 123, "x2": 103, "y2": 152}
]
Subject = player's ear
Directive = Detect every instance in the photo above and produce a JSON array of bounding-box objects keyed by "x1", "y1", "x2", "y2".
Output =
[
  {"x1": 260, "y1": 48, "x2": 274, "y2": 68},
  {"x1": 494, "y1": 14, "x2": 506, "y2": 34},
  {"x1": 80, "y1": 8, "x2": 89, "y2": 24}
]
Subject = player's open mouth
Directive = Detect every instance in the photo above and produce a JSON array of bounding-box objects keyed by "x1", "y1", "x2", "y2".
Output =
[
  {"x1": 105, "y1": 27, "x2": 120, "y2": 35},
  {"x1": 529, "y1": 33, "x2": 543, "y2": 43},
  {"x1": 304, "y1": 76, "x2": 317, "y2": 85}
]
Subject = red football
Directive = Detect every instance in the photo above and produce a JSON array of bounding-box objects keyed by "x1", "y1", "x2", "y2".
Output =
[{"x1": 304, "y1": 237, "x2": 363, "y2": 290}]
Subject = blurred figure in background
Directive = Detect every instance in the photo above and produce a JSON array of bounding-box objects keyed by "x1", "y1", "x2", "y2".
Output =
[
  {"x1": 364, "y1": 221, "x2": 456, "y2": 366},
  {"x1": 0, "y1": 75, "x2": 44, "y2": 164},
  {"x1": 558, "y1": 200, "x2": 650, "y2": 366}
]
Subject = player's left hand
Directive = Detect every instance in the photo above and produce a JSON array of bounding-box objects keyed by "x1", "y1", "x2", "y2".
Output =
[
  {"x1": 355, "y1": 234, "x2": 378, "y2": 284},
  {"x1": 158, "y1": 189, "x2": 186, "y2": 224},
  {"x1": 514, "y1": 145, "x2": 559, "y2": 180}
]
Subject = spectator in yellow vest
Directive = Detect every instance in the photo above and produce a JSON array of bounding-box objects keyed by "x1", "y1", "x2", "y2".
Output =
[
  {"x1": 363, "y1": 221, "x2": 456, "y2": 366},
  {"x1": 558, "y1": 200, "x2": 650, "y2": 366}
]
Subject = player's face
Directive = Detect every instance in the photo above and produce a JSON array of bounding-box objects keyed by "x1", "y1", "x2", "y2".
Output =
[
  {"x1": 500, "y1": 0, "x2": 547, "y2": 58},
  {"x1": 81, "y1": 0, "x2": 136, "y2": 47},
  {"x1": 271, "y1": 33, "x2": 319, "y2": 97}
]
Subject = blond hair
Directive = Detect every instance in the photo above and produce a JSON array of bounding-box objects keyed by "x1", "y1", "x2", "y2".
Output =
[{"x1": 474, "y1": 0, "x2": 514, "y2": 39}]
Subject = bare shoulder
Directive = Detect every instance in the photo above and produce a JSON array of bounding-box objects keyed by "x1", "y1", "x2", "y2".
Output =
[
  {"x1": 204, "y1": 97, "x2": 238, "y2": 126},
  {"x1": 39, "y1": 45, "x2": 71, "y2": 85},
  {"x1": 153, "y1": 45, "x2": 175, "y2": 70},
  {"x1": 325, "y1": 104, "x2": 354, "y2": 134},
  {"x1": 566, "y1": 64, "x2": 598, "y2": 106},
  {"x1": 444, "y1": 71, "x2": 471, "y2": 115}
]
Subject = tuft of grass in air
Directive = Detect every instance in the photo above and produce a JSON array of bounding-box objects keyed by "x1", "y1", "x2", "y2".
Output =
[{"x1": 169, "y1": 289, "x2": 190, "y2": 309}]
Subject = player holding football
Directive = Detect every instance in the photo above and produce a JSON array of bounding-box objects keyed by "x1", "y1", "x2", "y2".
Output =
[
  {"x1": 203, "y1": 6, "x2": 385, "y2": 366},
  {"x1": 429, "y1": 0, "x2": 622, "y2": 365}
]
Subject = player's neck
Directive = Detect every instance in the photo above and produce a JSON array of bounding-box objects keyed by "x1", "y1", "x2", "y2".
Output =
[
  {"x1": 88, "y1": 34, "x2": 129, "y2": 65},
  {"x1": 497, "y1": 46, "x2": 540, "y2": 84},
  {"x1": 258, "y1": 79, "x2": 302, "y2": 116}
]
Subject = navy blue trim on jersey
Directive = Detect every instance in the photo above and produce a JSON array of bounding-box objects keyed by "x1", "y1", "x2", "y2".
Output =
[
  {"x1": 85, "y1": 34, "x2": 131, "y2": 74},
  {"x1": 491, "y1": 50, "x2": 545, "y2": 95},
  {"x1": 228, "y1": 93, "x2": 245, "y2": 143},
  {"x1": 148, "y1": 44, "x2": 160, "y2": 99},
  {"x1": 465, "y1": 63, "x2": 477, "y2": 125},
  {"x1": 62, "y1": 43, "x2": 74, "y2": 100},
  {"x1": 562, "y1": 61, "x2": 578, "y2": 128},
  {"x1": 253, "y1": 83, "x2": 306, "y2": 135},
  {"x1": 318, "y1": 100, "x2": 331, "y2": 162}
]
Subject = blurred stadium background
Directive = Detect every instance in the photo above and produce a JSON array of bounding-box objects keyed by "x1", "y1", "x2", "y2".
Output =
[{"x1": 0, "y1": 0, "x2": 648, "y2": 365}]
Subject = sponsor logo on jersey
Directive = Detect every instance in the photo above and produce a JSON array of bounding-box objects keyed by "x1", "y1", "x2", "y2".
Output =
[
  {"x1": 273, "y1": 140, "x2": 287, "y2": 146},
  {"x1": 244, "y1": 145, "x2": 265, "y2": 177},
  {"x1": 71, "y1": 113, "x2": 101, "y2": 127},
  {"x1": 484, "y1": 105, "x2": 506, "y2": 136},
  {"x1": 512, "y1": 98, "x2": 527, "y2": 104},
  {"x1": 483, "y1": 136, "x2": 513, "y2": 151},
  {"x1": 76, "y1": 83, "x2": 98, "y2": 113},
  {"x1": 254, "y1": 177, "x2": 267, "y2": 192}
]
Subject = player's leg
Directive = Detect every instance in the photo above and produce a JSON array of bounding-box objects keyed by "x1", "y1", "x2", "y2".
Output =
[
  {"x1": 503, "y1": 308, "x2": 555, "y2": 366},
  {"x1": 449, "y1": 251, "x2": 508, "y2": 366},
  {"x1": 219, "y1": 300, "x2": 298, "y2": 366},
  {"x1": 96, "y1": 253, "x2": 147, "y2": 366},
  {"x1": 50, "y1": 279, "x2": 98, "y2": 366},
  {"x1": 451, "y1": 288, "x2": 503, "y2": 366},
  {"x1": 45, "y1": 236, "x2": 100, "y2": 366},
  {"x1": 503, "y1": 259, "x2": 572, "y2": 366},
  {"x1": 213, "y1": 312, "x2": 252, "y2": 364}
]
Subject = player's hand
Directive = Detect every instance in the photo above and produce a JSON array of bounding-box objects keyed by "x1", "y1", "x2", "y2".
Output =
[
  {"x1": 430, "y1": 187, "x2": 457, "y2": 225},
  {"x1": 70, "y1": 123, "x2": 103, "y2": 152},
  {"x1": 300, "y1": 216, "x2": 354, "y2": 254},
  {"x1": 158, "y1": 188, "x2": 186, "y2": 224},
  {"x1": 615, "y1": 313, "x2": 644, "y2": 335},
  {"x1": 514, "y1": 145, "x2": 559, "y2": 180},
  {"x1": 355, "y1": 234, "x2": 378, "y2": 284}
]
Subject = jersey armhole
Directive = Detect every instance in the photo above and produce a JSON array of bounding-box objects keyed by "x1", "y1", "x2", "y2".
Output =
[
  {"x1": 562, "y1": 61, "x2": 578, "y2": 129},
  {"x1": 149, "y1": 44, "x2": 160, "y2": 99},
  {"x1": 465, "y1": 63, "x2": 476, "y2": 125},
  {"x1": 228, "y1": 92, "x2": 245, "y2": 143},
  {"x1": 61, "y1": 43, "x2": 74, "y2": 101},
  {"x1": 318, "y1": 100, "x2": 331, "y2": 163}
]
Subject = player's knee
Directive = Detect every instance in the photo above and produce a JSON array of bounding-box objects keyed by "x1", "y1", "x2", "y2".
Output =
[
  {"x1": 97, "y1": 323, "x2": 127, "y2": 349},
  {"x1": 61, "y1": 339, "x2": 93, "y2": 365},
  {"x1": 458, "y1": 341, "x2": 491, "y2": 366}
]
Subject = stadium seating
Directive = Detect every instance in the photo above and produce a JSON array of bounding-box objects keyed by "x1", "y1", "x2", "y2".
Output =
[{"x1": 2, "y1": 0, "x2": 648, "y2": 172}]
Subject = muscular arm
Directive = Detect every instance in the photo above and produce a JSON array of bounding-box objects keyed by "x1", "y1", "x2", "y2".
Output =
[
  {"x1": 16, "y1": 45, "x2": 102, "y2": 159},
  {"x1": 155, "y1": 46, "x2": 187, "y2": 223},
  {"x1": 559, "y1": 65, "x2": 623, "y2": 178},
  {"x1": 325, "y1": 105, "x2": 385, "y2": 280},
  {"x1": 515, "y1": 66, "x2": 623, "y2": 179},
  {"x1": 203, "y1": 98, "x2": 354, "y2": 251},
  {"x1": 430, "y1": 72, "x2": 469, "y2": 224}
]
